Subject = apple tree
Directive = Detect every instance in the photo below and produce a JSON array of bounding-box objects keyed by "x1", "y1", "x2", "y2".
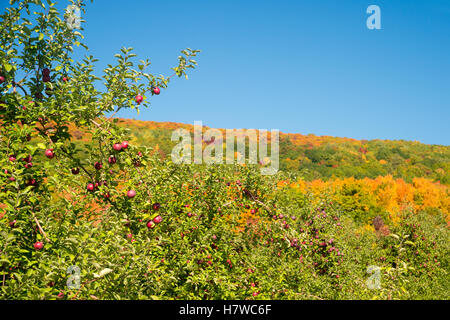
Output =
[{"x1": 0, "y1": 0, "x2": 199, "y2": 298}]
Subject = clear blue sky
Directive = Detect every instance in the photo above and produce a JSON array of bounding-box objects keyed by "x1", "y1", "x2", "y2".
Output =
[{"x1": 56, "y1": 1, "x2": 450, "y2": 145}]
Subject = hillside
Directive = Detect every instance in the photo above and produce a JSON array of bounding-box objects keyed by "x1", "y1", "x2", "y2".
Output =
[{"x1": 70, "y1": 118, "x2": 450, "y2": 185}]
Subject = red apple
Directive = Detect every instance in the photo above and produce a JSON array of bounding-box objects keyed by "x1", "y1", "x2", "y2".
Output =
[
  {"x1": 127, "y1": 190, "x2": 136, "y2": 198},
  {"x1": 9, "y1": 155, "x2": 16, "y2": 162},
  {"x1": 62, "y1": 77, "x2": 68, "y2": 82},
  {"x1": 87, "y1": 183, "x2": 95, "y2": 191},
  {"x1": 9, "y1": 220, "x2": 17, "y2": 228},
  {"x1": 71, "y1": 168, "x2": 80, "y2": 175},
  {"x1": 94, "y1": 161, "x2": 102, "y2": 170},
  {"x1": 135, "y1": 95, "x2": 143, "y2": 104},
  {"x1": 27, "y1": 178, "x2": 37, "y2": 186},
  {"x1": 147, "y1": 221, "x2": 155, "y2": 229},
  {"x1": 0, "y1": 75, "x2": 5, "y2": 84},
  {"x1": 113, "y1": 143, "x2": 122, "y2": 151},
  {"x1": 152, "y1": 87, "x2": 160, "y2": 95},
  {"x1": 108, "y1": 156, "x2": 116, "y2": 164},
  {"x1": 23, "y1": 155, "x2": 32, "y2": 162},
  {"x1": 153, "y1": 215, "x2": 162, "y2": 224},
  {"x1": 152, "y1": 203, "x2": 160, "y2": 211},
  {"x1": 126, "y1": 233, "x2": 133, "y2": 239},
  {"x1": 25, "y1": 162, "x2": 33, "y2": 169},
  {"x1": 45, "y1": 149, "x2": 54, "y2": 159},
  {"x1": 121, "y1": 141, "x2": 129, "y2": 149},
  {"x1": 34, "y1": 242, "x2": 44, "y2": 250}
]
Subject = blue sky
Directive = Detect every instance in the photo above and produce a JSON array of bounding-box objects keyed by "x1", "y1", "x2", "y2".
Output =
[{"x1": 52, "y1": 1, "x2": 450, "y2": 145}]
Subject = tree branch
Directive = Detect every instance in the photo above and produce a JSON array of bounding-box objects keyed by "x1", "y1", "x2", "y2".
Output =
[{"x1": 32, "y1": 211, "x2": 50, "y2": 242}]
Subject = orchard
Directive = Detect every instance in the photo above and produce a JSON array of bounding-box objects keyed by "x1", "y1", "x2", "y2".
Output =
[{"x1": 0, "y1": 0, "x2": 449, "y2": 300}]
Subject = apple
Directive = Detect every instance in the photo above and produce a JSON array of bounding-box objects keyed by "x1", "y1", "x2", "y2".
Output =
[
  {"x1": 45, "y1": 149, "x2": 54, "y2": 159},
  {"x1": 103, "y1": 192, "x2": 111, "y2": 199},
  {"x1": 94, "y1": 161, "x2": 102, "y2": 170},
  {"x1": 25, "y1": 162, "x2": 33, "y2": 169},
  {"x1": 0, "y1": 75, "x2": 5, "y2": 84},
  {"x1": 126, "y1": 233, "x2": 133, "y2": 239},
  {"x1": 147, "y1": 221, "x2": 155, "y2": 229},
  {"x1": 62, "y1": 77, "x2": 68, "y2": 82},
  {"x1": 152, "y1": 203, "x2": 160, "y2": 211},
  {"x1": 108, "y1": 156, "x2": 117, "y2": 164},
  {"x1": 34, "y1": 242, "x2": 44, "y2": 250},
  {"x1": 87, "y1": 183, "x2": 95, "y2": 191},
  {"x1": 71, "y1": 168, "x2": 80, "y2": 175},
  {"x1": 187, "y1": 212, "x2": 193, "y2": 217},
  {"x1": 152, "y1": 87, "x2": 160, "y2": 95},
  {"x1": 127, "y1": 190, "x2": 136, "y2": 198},
  {"x1": 121, "y1": 141, "x2": 129, "y2": 149},
  {"x1": 135, "y1": 95, "x2": 143, "y2": 104},
  {"x1": 153, "y1": 215, "x2": 162, "y2": 224},
  {"x1": 27, "y1": 178, "x2": 37, "y2": 186},
  {"x1": 9, "y1": 176, "x2": 15, "y2": 182},
  {"x1": 113, "y1": 143, "x2": 122, "y2": 151},
  {"x1": 23, "y1": 155, "x2": 32, "y2": 162},
  {"x1": 9, "y1": 220, "x2": 17, "y2": 228},
  {"x1": 137, "y1": 151, "x2": 142, "y2": 157}
]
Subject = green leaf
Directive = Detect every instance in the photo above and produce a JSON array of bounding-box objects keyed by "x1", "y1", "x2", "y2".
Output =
[{"x1": 4, "y1": 64, "x2": 13, "y2": 72}]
